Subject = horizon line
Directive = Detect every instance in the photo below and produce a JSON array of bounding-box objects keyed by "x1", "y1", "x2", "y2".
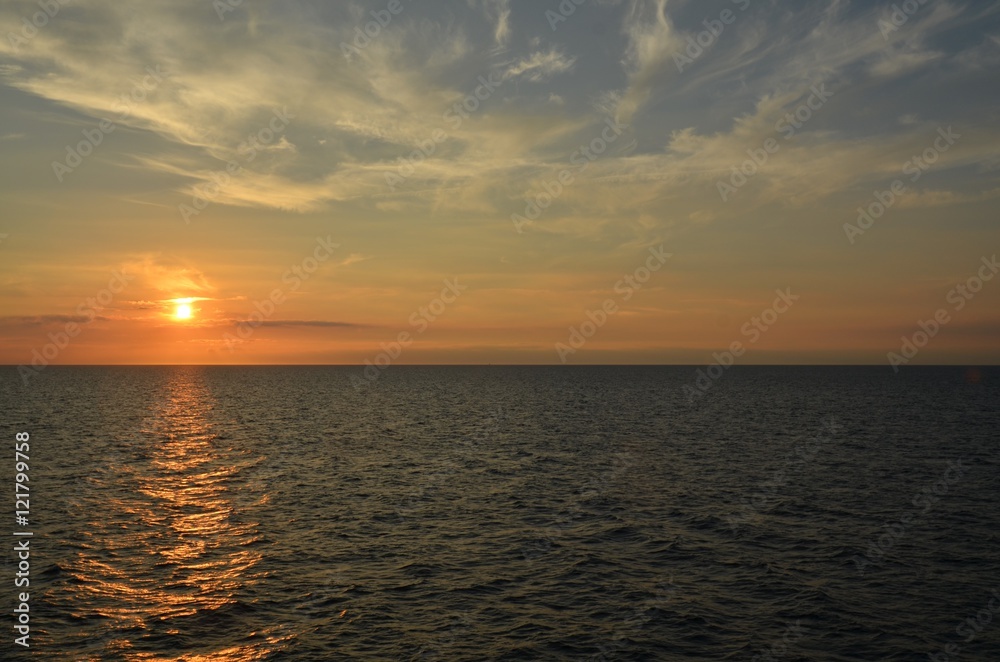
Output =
[{"x1": 3, "y1": 364, "x2": 997, "y2": 368}]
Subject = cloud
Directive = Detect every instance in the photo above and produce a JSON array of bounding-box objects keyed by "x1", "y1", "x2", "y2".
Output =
[
  {"x1": 490, "y1": 0, "x2": 511, "y2": 47},
  {"x1": 616, "y1": 0, "x2": 678, "y2": 123},
  {"x1": 336, "y1": 253, "x2": 371, "y2": 268},
  {"x1": 124, "y1": 296, "x2": 231, "y2": 313},
  {"x1": 501, "y1": 48, "x2": 576, "y2": 82},
  {"x1": 256, "y1": 320, "x2": 364, "y2": 328},
  {"x1": 216, "y1": 319, "x2": 364, "y2": 328},
  {"x1": 0, "y1": 0, "x2": 995, "y2": 247},
  {"x1": 870, "y1": 48, "x2": 942, "y2": 77},
  {"x1": 0, "y1": 315, "x2": 111, "y2": 327},
  {"x1": 121, "y1": 256, "x2": 214, "y2": 296},
  {"x1": 122, "y1": 301, "x2": 166, "y2": 310},
  {"x1": 894, "y1": 186, "x2": 1000, "y2": 210}
]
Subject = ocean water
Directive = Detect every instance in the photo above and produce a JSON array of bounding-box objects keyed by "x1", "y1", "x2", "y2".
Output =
[{"x1": 1, "y1": 365, "x2": 998, "y2": 660}]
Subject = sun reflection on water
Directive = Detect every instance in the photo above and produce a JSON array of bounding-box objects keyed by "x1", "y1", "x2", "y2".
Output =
[{"x1": 58, "y1": 368, "x2": 288, "y2": 660}]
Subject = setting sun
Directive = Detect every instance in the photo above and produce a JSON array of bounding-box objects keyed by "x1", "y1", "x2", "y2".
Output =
[{"x1": 174, "y1": 303, "x2": 193, "y2": 320}]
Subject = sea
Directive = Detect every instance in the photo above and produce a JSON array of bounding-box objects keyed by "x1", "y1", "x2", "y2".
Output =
[{"x1": 0, "y1": 365, "x2": 998, "y2": 660}]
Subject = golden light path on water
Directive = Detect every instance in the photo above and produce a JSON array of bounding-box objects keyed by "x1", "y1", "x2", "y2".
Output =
[{"x1": 59, "y1": 368, "x2": 291, "y2": 660}]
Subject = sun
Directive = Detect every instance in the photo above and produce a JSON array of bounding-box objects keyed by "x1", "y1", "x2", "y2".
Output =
[{"x1": 174, "y1": 303, "x2": 193, "y2": 320}]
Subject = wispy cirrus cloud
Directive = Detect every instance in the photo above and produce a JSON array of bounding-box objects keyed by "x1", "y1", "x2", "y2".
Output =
[
  {"x1": 501, "y1": 48, "x2": 576, "y2": 82},
  {"x1": 0, "y1": 0, "x2": 995, "y2": 240}
]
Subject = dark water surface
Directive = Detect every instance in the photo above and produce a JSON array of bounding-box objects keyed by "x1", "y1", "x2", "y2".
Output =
[{"x1": 1, "y1": 366, "x2": 998, "y2": 660}]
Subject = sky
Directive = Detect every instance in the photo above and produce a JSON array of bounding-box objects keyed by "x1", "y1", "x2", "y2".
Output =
[{"x1": 0, "y1": 0, "x2": 998, "y2": 367}]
